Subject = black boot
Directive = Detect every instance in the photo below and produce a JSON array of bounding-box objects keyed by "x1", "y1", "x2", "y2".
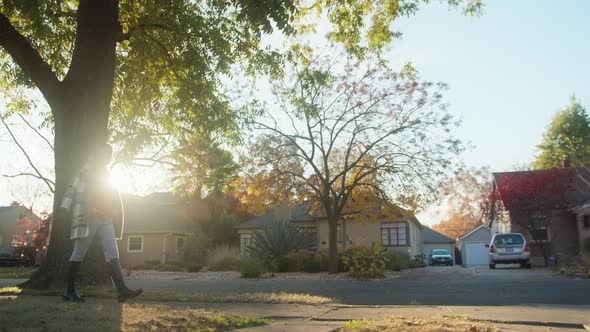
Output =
[
  {"x1": 63, "y1": 261, "x2": 85, "y2": 302},
  {"x1": 108, "y1": 258, "x2": 142, "y2": 302}
]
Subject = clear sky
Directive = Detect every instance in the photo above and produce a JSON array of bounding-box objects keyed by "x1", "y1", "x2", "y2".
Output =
[
  {"x1": 1, "y1": 0, "x2": 590, "y2": 223},
  {"x1": 392, "y1": 0, "x2": 590, "y2": 173}
]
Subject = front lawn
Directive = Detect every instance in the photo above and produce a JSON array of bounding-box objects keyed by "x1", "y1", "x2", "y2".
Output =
[
  {"x1": 0, "y1": 266, "x2": 36, "y2": 279},
  {"x1": 341, "y1": 316, "x2": 497, "y2": 332},
  {"x1": 0, "y1": 295, "x2": 266, "y2": 331}
]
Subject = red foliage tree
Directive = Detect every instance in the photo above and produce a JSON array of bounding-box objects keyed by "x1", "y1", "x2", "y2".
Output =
[{"x1": 493, "y1": 169, "x2": 578, "y2": 266}]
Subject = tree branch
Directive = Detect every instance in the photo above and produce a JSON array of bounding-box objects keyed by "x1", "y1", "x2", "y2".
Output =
[
  {"x1": 0, "y1": 12, "x2": 61, "y2": 102},
  {"x1": 118, "y1": 23, "x2": 171, "y2": 42},
  {"x1": 17, "y1": 114, "x2": 54, "y2": 151},
  {"x1": 2, "y1": 173, "x2": 55, "y2": 190},
  {"x1": 0, "y1": 114, "x2": 55, "y2": 193}
]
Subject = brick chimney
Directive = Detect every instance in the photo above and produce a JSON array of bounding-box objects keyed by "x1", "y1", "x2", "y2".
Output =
[{"x1": 562, "y1": 155, "x2": 571, "y2": 168}]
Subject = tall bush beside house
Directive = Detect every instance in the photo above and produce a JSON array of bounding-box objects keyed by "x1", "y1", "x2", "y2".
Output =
[
  {"x1": 385, "y1": 251, "x2": 410, "y2": 271},
  {"x1": 286, "y1": 250, "x2": 315, "y2": 272},
  {"x1": 247, "y1": 220, "x2": 316, "y2": 271},
  {"x1": 238, "y1": 256, "x2": 267, "y2": 278},
  {"x1": 342, "y1": 244, "x2": 388, "y2": 279},
  {"x1": 207, "y1": 245, "x2": 241, "y2": 271}
]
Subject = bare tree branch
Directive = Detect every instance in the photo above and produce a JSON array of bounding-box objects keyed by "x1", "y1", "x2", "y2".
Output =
[
  {"x1": 17, "y1": 113, "x2": 54, "y2": 151},
  {"x1": 0, "y1": 114, "x2": 55, "y2": 193}
]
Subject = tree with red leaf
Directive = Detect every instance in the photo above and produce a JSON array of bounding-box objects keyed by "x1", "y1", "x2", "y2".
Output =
[{"x1": 492, "y1": 169, "x2": 582, "y2": 266}]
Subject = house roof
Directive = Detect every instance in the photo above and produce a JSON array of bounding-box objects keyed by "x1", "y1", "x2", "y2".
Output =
[
  {"x1": 0, "y1": 206, "x2": 38, "y2": 225},
  {"x1": 121, "y1": 193, "x2": 193, "y2": 234},
  {"x1": 236, "y1": 203, "x2": 315, "y2": 229},
  {"x1": 493, "y1": 167, "x2": 590, "y2": 211},
  {"x1": 422, "y1": 226, "x2": 455, "y2": 244},
  {"x1": 458, "y1": 224, "x2": 491, "y2": 240},
  {"x1": 236, "y1": 201, "x2": 422, "y2": 230}
]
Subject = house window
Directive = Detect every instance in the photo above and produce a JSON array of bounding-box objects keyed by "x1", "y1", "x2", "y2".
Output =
[
  {"x1": 531, "y1": 217, "x2": 549, "y2": 242},
  {"x1": 127, "y1": 236, "x2": 143, "y2": 253},
  {"x1": 381, "y1": 222, "x2": 409, "y2": 246},
  {"x1": 176, "y1": 237, "x2": 185, "y2": 251},
  {"x1": 304, "y1": 228, "x2": 317, "y2": 244},
  {"x1": 337, "y1": 225, "x2": 343, "y2": 243},
  {"x1": 240, "y1": 234, "x2": 252, "y2": 255},
  {"x1": 583, "y1": 215, "x2": 590, "y2": 229}
]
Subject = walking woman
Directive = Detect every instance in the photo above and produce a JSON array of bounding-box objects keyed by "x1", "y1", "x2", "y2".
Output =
[{"x1": 60, "y1": 143, "x2": 142, "y2": 302}]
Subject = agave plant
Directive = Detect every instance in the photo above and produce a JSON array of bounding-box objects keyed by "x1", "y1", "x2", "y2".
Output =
[{"x1": 247, "y1": 219, "x2": 316, "y2": 268}]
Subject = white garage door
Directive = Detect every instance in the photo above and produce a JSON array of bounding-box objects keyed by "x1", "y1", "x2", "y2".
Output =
[{"x1": 465, "y1": 242, "x2": 489, "y2": 265}]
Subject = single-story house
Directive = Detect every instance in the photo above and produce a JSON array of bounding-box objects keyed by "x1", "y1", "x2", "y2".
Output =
[
  {"x1": 236, "y1": 200, "x2": 454, "y2": 263},
  {"x1": 458, "y1": 224, "x2": 492, "y2": 266},
  {"x1": 422, "y1": 226, "x2": 456, "y2": 263},
  {"x1": 0, "y1": 204, "x2": 38, "y2": 252},
  {"x1": 117, "y1": 192, "x2": 195, "y2": 268},
  {"x1": 489, "y1": 166, "x2": 590, "y2": 265}
]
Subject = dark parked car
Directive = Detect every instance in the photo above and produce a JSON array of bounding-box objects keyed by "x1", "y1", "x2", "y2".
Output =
[
  {"x1": 429, "y1": 249, "x2": 454, "y2": 266},
  {"x1": 0, "y1": 251, "x2": 31, "y2": 267}
]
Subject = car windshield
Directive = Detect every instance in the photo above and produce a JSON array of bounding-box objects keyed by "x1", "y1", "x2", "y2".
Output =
[
  {"x1": 494, "y1": 234, "x2": 524, "y2": 245},
  {"x1": 432, "y1": 249, "x2": 450, "y2": 255}
]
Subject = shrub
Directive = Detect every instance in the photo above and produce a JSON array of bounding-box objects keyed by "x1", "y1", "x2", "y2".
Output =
[
  {"x1": 275, "y1": 256, "x2": 290, "y2": 273},
  {"x1": 182, "y1": 234, "x2": 208, "y2": 266},
  {"x1": 156, "y1": 263, "x2": 186, "y2": 272},
  {"x1": 342, "y1": 244, "x2": 388, "y2": 279},
  {"x1": 238, "y1": 256, "x2": 267, "y2": 278},
  {"x1": 408, "y1": 256, "x2": 427, "y2": 269},
  {"x1": 286, "y1": 249, "x2": 315, "y2": 272},
  {"x1": 584, "y1": 238, "x2": 590, "y2": 253},
  {"x1": 314, "y1": 249, "x2": 330, "y2": 271},
  {"x1": 247, "y1": 219, "x2": 316, "y2": 269},
  {"x1": 207, "y1": 245, "x2": 241, "y2": 271},
  {"x1": 302, "y1": 259, "x2": 322, "y2": 273},
  {"x1": 385, "y1": 251, "x2": 410, "y2": 271},
  {"x1": 186, "y1": 264, "x2": 203, "y2": 273},
  {"x1": 143, "y1": 260, "x2": 161, "y2": 269}
]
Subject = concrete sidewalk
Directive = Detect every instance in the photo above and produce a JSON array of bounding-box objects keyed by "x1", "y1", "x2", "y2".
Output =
[{"x1": 176, "y1": 302, "x2": 590, "y2": 331}]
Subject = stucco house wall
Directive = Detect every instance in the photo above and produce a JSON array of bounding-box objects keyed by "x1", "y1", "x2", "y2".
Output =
[
  {"x1": 573, "y1": 204, "x2": 590, "y2": 253},
  {"x1": 316, "y1": 218, "x2": 422, "y2": 257},
  {"x1": 118, "y1": 232, "x2": 189, "y2": 268},
  {"x1": 504, "y1": 209, "x2": 579, "y2": 264}
]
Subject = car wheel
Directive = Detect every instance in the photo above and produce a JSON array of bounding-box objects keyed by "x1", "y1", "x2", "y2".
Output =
[{"x1": 489, "y1": 264, "x2": 496, "y2": 269}]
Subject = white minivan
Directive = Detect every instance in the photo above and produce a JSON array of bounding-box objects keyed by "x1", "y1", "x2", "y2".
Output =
[{"x1": 487, "y1": 233, "x2": 531, "y2": 269}]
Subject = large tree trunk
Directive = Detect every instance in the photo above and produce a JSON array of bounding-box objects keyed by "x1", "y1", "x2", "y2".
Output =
[
  {"x1": 21, "y1": 0, "x2": 120, "y2": 289},
  {"x1": 327, "y1": 216, "x2": 339, "y2": 274}
]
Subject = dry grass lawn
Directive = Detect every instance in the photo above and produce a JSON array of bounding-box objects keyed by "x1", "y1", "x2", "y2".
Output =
[
  {"x1": 0, "y1": 295, "x2": 266, "y2": 331},
  {"x1": 341, "y1": 316, "x2": 498, "y2": 332},
  {"x1": 0, "y1": 286, "x2": 333, "y2": 305}
]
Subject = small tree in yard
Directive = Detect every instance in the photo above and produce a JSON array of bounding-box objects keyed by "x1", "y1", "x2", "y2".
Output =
[
  {"x1": 433, "y1": 166, "x2": 493, "y2": 241},
  {"x1": 242, "y1": 54, "x2": 463, "y2": 273}
]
